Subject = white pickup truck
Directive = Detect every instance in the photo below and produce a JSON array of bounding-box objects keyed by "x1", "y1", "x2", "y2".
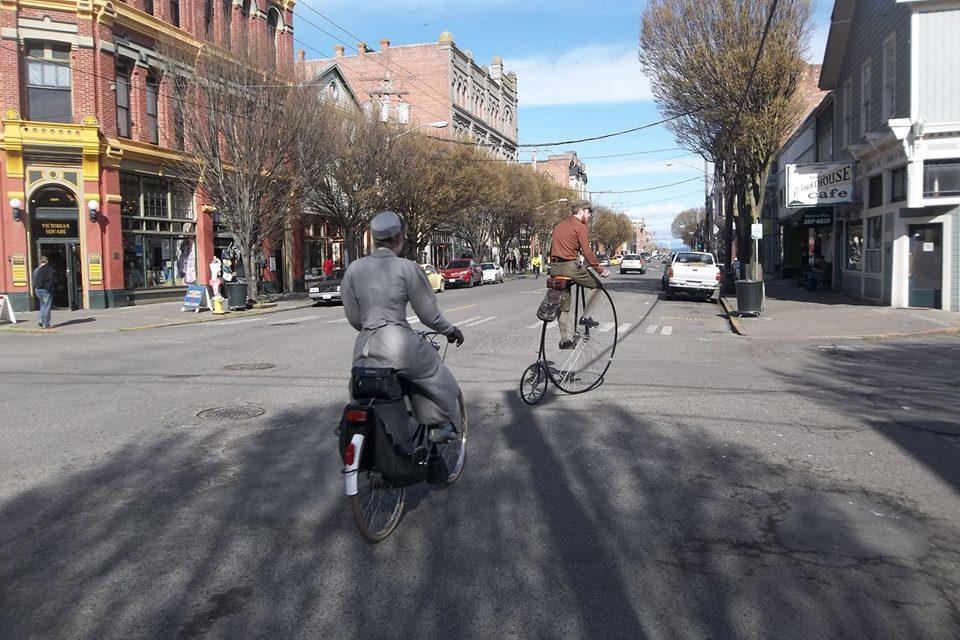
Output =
[{"x1": 661, "y1": 251, "x2": 721, "y2": 300}]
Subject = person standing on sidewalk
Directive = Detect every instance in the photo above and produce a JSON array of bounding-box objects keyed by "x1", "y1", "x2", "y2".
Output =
[
  {"x1": 549, "y1": 199, "x2": 610, "y2": 349},
  {"x1": 32, "y1": 256, "x2": 55, "y2": 329},
  {"x1": 531, "y1": 254, "x2": 542, "y2": 278}
]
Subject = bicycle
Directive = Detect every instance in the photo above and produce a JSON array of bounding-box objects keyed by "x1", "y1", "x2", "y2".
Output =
[
  {"x1": 520, "y1": 271, "x2": 618, "y2": 405},
  {"x1": 338, "y1": 331, "x2": 467, "y2": 542}
]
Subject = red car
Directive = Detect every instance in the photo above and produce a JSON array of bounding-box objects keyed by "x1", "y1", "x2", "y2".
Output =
[{"x1": 440, "y1": 259, "x2": 483, "y2": 288}]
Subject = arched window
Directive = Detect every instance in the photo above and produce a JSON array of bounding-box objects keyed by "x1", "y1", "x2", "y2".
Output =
[{"x1": 267, "y1": 6, "x2": 281, "y2": 59}]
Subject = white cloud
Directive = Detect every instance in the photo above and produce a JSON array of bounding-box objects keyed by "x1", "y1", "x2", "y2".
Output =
[{"x1": 507, "y1": 44, "x2": 652, "y2": 107}]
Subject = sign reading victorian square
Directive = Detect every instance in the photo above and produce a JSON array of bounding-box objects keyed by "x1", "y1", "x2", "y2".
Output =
[{"x1": 785, "y1": 163, "x2": 854, "y2": 208}]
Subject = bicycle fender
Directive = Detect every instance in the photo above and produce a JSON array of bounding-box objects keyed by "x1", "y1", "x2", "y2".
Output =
[{"x1": 343, "y1": 433, "x2": 365, "y2": 496}]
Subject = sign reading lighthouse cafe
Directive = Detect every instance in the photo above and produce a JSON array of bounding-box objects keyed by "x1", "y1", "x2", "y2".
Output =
[{"x1": 784, "y1": 162, "x2": 854, "y2": 208}]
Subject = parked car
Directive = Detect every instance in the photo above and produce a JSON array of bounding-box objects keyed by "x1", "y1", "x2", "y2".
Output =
[
  {"x1": 309, "y1": 268, "x2": 346, "y2": 304},
  {"x1": 420, "y1": 264, "x2": 445, "y2": 293},
  {"x1": 640, "y1": 252, "x2": 652, "y2": 263},
  {"x1": 661, "y1": 251, "x2": 720, "y2": 301},
  {"x1": 440, "y1": 259, "x2": 483, "y2": 288},
  {"x1": 619, "y1": 254, "x2": 646, "y2": 274},
  {"x1": 480, "y1": 262, "x2": 504, "y2": 284},
  {"x1": 596, "y1": 253, "x2": 610, "y2": 267}
]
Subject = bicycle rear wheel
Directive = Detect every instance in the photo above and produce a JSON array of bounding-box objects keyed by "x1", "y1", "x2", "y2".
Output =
[
  {"x1": 542, "y1": 283, "x2": 617, "y2": 394},
  {"x1": 434, "y1": 390, "x2": 468, "y2": 484},
  {"x1": 350, "y1": 472, "x2": 405, "y2": 543}
]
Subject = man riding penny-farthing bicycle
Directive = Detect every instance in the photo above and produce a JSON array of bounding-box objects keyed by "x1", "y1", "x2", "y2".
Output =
[{"x1": 520, "y1": 199, "x2": 618, "y2": 404}]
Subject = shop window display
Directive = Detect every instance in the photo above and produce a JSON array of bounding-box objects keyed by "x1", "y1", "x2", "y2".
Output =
[
  {"x1": 846, "y1": 220, "x2": 863, "y2": 271},
  {"x1": 865, "y1": 216, "x2": 882, "y2": 274}
]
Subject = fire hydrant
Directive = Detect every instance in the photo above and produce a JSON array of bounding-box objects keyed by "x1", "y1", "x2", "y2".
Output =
[{"x1": 212, "y1": 295, "x2": 226, "y2": 315}]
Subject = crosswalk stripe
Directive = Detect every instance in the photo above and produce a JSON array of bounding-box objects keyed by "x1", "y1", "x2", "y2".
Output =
[
  {"x1": 618, "y1": 323, "x2": 631, "y2": 332},
  {"x1": 645, "y1": 324, "x2": 658, "y2": 334},
  {"x1": 597, "y1": 322, "x2": 616, "y2": 333},
  {"x1": 463, "y1": 316, "x2": 498, "y2": 327},
  {"x1": 661, "y1": 325, "x2": 673, "y2": 336}
]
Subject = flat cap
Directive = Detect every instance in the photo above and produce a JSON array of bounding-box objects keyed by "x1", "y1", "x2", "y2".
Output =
[
  {"x1": 370, "y1": 211, "x2": 404, "y2": 240},
  {"x1": 569, "y1": 199, "x2": 593, "y2": 214}
]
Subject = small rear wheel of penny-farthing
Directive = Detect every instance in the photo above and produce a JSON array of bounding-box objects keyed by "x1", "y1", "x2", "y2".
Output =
[{"x1": 520, "y1": 362, "x2": 548, "y2": 405}]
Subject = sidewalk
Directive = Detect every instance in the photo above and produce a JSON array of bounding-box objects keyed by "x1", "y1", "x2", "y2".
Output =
[
  {"x1": 0, "y1": 294, "x2": 314, "y2": 334},
  {"x1": 720, "y1": 278, "x2": 960, "y2": 340}
]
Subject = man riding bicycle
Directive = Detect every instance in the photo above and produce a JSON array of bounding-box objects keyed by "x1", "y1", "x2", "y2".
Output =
[
  {"x1": 549, "y1": 199, "x2": 611, "y2": 349},
  {"x1": 341, "y1": 211, "x2": 465, "y2": 440}
]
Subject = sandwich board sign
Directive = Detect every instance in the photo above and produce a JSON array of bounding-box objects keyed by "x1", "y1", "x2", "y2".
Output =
[
  {"x1": 181, "y1": 285, "x2": 212, "y2": 313},
  {"x1": 0, "y1": 295, "x2": 17, "y2": 324}
]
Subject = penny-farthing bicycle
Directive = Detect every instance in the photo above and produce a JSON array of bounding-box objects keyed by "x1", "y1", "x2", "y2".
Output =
[{"x1": 520, "y1": 272, "x2": 618, "y2": 404}]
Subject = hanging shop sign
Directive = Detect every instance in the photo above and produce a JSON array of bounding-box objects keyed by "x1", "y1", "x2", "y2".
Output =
[
  {"x1": 36, "y1": 220, "x2": 79, "y2": 238},
  {"x1": 88, "y1": 252, "x2": 103, "y2": 285},
  {"x1": 11, "y1": 254, "x2": 28, "y2": 287},
  {"x1": 785, "y1": 163, "x2": 854, "y2": 207},
  {"x1": 800, "y1": 207, "x2": 834, "y2": 227},
  {"x1": 181, "y1": 284, "x2": 212, "y2": 313}
]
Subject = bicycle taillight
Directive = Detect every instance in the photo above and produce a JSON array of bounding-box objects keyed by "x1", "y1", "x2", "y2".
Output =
[
  {"x1": 346, "y1": 409, "x2": 368, "y2": 423},
  {"x1": 343, "y1": 442, "x2": 356, "y2": 465}
]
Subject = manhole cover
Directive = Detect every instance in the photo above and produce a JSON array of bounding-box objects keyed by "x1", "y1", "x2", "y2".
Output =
[
  {"x1": 197, "y1": 406, "x2": 266, "y2": 421},
  {"x1": 224, "y1": 362, "x2": 276, "y2": 371}
]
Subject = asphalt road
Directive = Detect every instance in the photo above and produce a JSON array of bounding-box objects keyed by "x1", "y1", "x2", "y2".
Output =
[{"x1": 1, "y1": 268, "x2": 959, "y2": 639}]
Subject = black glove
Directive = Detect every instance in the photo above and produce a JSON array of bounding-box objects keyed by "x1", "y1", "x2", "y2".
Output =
[{"x1": 447, "y1": 326, "x2": 465, "y2": 346}]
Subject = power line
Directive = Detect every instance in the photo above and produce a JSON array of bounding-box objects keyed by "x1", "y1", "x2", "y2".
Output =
[{"x1": 588, "y1": 176, "x2": 703, "y2": 195}]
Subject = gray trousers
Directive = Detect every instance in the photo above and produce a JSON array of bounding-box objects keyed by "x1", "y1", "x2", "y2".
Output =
[{"x1": 352, "y1": 325, "x2": 461, "y2": 428}]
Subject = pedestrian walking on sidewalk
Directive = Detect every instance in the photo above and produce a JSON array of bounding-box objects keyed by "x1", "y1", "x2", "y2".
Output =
[{"x1": 32, "y1": 256, "x2": 55, "y2": 329}]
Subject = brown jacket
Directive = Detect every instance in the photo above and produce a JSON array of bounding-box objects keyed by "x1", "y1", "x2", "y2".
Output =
[{"x1": 550, "y1": 215, "x2": 600, "y2": 270}]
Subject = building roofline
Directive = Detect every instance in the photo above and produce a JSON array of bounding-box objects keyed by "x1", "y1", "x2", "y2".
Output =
[{"x1": 819, "y1": 0, "x2": 857, "y2": 90}]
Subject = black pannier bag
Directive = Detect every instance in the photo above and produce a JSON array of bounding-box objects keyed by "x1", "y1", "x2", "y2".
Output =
[
  {"x1": 351, "y1": 366, "x2": 403, "y2": 401},
  {"x1": 339, "y1": 395, "x2": 428, "y2": 487},
  {"x1": 537, "y1": 277, "x2": 570, "y2": 322}
]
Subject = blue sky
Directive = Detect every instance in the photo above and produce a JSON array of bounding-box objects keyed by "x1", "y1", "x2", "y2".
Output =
[{"x1": 297, "y1": 0, "x2": 835, "y2": 248}]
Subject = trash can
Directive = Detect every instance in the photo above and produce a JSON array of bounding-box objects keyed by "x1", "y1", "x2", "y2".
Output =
[
  {"x1": 225, "y1": 281, "x2": 247, "y2": 310},
  {"x1": 735, "y1": 279, "x2": 764, "y2": 316}
]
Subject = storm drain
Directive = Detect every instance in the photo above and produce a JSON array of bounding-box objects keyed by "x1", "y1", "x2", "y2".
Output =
[
  {"x1": 224, "y1": 362, "x2": 276, "y2": 371},
  {"x1": 197, "y1": 406, "x2": 266, "y2": 421}
]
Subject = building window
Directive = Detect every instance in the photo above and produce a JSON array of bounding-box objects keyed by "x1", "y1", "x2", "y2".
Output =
[
  {"x1": 170, "y1": 0, "x2": 180, "y2": 27},
  {"x1": 120, "y1": 172, "x2": 197, "y2": 289},
  {"x1": 204, "y1": 0, "x2": 214, "y2": 38},
  {"x1": 222, "y1": 0, "x2": 231, "y2": 47},
  {"x1": 841, "y1": 79, "x2": 851, "y2": 147},
  {"x1": 816, "y1": 122, "x2": 833, "y2": 162},
  {"x1": 868, "y1": 174, "x2": 883, "y2": 208},
  {"x1": 24, "y1": 42, "x2": 72, "y2": 123},
  {"x1": 923, "y1": 159, "x2": 960, "y2": 198},
  {"x1": 145, "y1": 0, "x2": 154, "y2": 14},
  {"x1": 846, "y1": 220, "x2": 863, "y2": 271},
  {"x1": 173, "y1": 76, "x2": 187, "y2": 150},
  {"x1": 146, "y1": 75, "x2": 160, "y2": 144},
  {"x1": 891, "y1": 165, "x2": 907, "y2": 203},
  {"x1": 882, "y1": 34, "x2": 896, "y2": 121},
  {"x1": 859, "y1": 59, "x2": 872, "y2": 138},
  {"x1": 267, "y1": 7, "x2": 280, "y2": 59},
  {"x1": 865, "y1": 215, "x2": 882, "y2": 273},
  {"x1": 116, "y1": 63, "x2": 131, "y2": 138}
]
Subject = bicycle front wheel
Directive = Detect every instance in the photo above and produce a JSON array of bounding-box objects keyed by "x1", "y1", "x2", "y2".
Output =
[
  {"x1": 542, "y1": 284, "x2": 618, "y2": 394},
  {"x1": 350, "y1": 471, "x2": 406, "y2": 543}
]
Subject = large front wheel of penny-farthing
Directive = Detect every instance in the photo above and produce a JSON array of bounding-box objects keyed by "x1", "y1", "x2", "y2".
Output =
[
  {"x1": 542, "y1": 283, "x2": 618, "y2": 394},
  {"x1": 520, "y1": 362, "x2": 548, "y2": 405}
]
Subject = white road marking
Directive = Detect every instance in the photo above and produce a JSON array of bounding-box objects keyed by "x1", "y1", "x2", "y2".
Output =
[
  {"x1": 278, "y1": 315, "x2": 325, "y2": 323},
  {"x1": 454, "y1": 316, "x2": 484, "y2": 326},
  {"x1": 526, "y1": 321, "x2": 543, "y2": 329},
  {"x1": 463, "y1": 316, "x2": 497, "y2": 327},
  {"x1": 618, "y1": 323, "x2": 631, "y2": 332},
  {"x1": 326, "y1": 317, "x2": 350, "y2": 324},
  {"x1": 661, "y1": 325, "x2": 674, "y2": 336},
  {"x1": 214, "y1": 318, "x2": 261, "y2": 326},
  {"x1": 406, "y1": 315, "x2": 421, "y2": 326},
  {"x1": 645, "y1": 324, "x2": 659, "y2": 334},
  {"x1": 597, "y1": 322, "x2": 616, "y2": 333}
]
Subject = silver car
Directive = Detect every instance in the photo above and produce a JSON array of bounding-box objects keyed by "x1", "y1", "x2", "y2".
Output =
[{"x1": 619, "y1": 254, "x2": 646, "y2": 274}]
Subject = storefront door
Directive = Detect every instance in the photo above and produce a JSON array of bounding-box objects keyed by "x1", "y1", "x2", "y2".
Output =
[
  {"x1": 37, "y1": 241, "x2": 82, "y2": 310},
  {"x1": 908, "y1": 224, "x2": 943, "y2": 308}
]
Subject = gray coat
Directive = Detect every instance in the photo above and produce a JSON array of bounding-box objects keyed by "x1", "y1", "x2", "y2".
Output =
[{"x1": 341, "y1": 248, "x2": 461, "y2": 427}]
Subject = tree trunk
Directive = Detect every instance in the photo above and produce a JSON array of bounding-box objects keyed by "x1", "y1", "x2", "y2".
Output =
[{"x1": 242, "y1": 244, "x2": 257, "y2": 303}]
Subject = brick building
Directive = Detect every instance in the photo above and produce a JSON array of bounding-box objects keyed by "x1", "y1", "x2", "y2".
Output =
[
  {"x1": 533, "y1": 151, "x2": 589, "y2": 199},
  {"x1": 0, "y1": 0, "x2": 294, "y2": 312},
  {"x1": 299, "y1": 32, "x2": 519, "y2": 160}
]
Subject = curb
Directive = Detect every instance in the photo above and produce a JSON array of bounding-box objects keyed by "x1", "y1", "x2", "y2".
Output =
[
  {"x1": 859, "y1": 327, "x2": 960, "y2": 341},
  {"x1": 119, "y1": 301, "x2": 316, "y2": 332},
  {"x1": 718, "y1": 297, "x2": 747, "y2": 336}
]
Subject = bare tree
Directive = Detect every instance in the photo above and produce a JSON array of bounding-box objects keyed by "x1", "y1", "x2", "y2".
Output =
[
  {"x1": 671, "y1": 207, "x2": 705, "y2": 248},
  {"x1": 161, "y1": 40, "x2": 311, "y2": 301}
]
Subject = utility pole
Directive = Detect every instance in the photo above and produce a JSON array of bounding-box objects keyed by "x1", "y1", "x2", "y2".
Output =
[{"x1": 703, "y1": 157, "x2": 713, "y2": 254}]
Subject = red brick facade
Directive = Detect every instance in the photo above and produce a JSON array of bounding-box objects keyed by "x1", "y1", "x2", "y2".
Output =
[{"x1": 0, "y1": 0, "x2": 295, "y2": 311}]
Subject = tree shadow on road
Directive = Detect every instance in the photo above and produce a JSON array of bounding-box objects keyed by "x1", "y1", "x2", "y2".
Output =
[{"x1": 1, "y1": 384, "x2": 958, "y2": 639}]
